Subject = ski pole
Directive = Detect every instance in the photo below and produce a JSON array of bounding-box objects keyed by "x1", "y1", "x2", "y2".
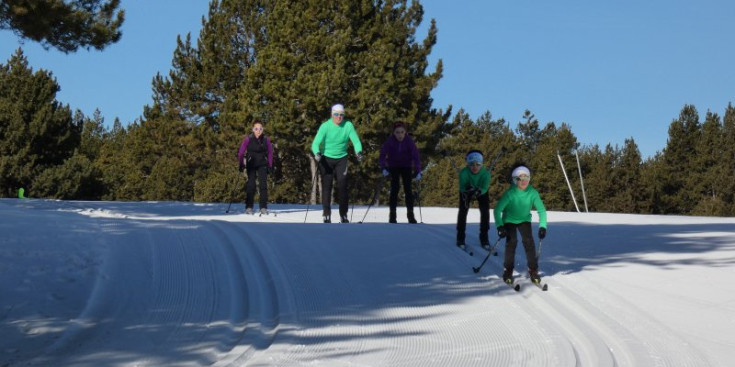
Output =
[
  {"x1": 472, "y1": 237, "x2": 502, "y2": 273},
  {"x1": 536, "y1": 239, "x2": 543, "y2": 260},
  {"x1": 225, "y1": 170, "x2": 241, "y2": 213},
  {"x1": 304, "y1": 168, "x2": 318, "y2": 223},
  {"x1": 359, "y1": 175, "x2": 387, "y2": 223},
  {"x1": 487, "y1": 146, "x2": 506, "y2": 172},
  {"x1": 414, "y1": 178, "x2": 423, "y2": 223}
]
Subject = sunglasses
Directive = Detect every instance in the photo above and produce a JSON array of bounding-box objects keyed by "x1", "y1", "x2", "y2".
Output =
[
  {"x1": 513, "y1": 175, "x2": 531, "y2": 183},
  {"x1": 469, "y1": 162, "x2": 483, "y2": 167},
  {"x1": 253, "y1": 127, "x2": 263, "y2": 131},
  {"x1": 332, "y1": 113, "x2": 345, "y2": 117}
]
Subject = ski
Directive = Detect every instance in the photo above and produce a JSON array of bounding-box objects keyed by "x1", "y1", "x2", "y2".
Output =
[
  {"x1": 530, "y1": 278, "x2": 548, "y2": 291},
  {"x1": 504, "y1": 278, "x2": 521, "y2": 292},
  {"x1": 456, "y1": 244, "x2": 474, "y2": 256}
]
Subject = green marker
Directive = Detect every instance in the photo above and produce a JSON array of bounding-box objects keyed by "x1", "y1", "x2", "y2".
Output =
[{"x1": 18, "y1": 188, "x2": 25, "y2": 199}]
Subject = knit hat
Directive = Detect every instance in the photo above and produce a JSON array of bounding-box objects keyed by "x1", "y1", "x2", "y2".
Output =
[
  {"x1": 466, "y1": 151, "x2": 483, "y2": 164},
  {"x1": 511, "y1": 165, "x2": 531, "y2": 178},
  {"x1": 331, "y1": 104, "x2": 345, "y2": 114}
]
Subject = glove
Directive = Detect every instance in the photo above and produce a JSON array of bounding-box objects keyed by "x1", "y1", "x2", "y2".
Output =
[
  {"x1": 414, "y1": 172, "x2": 422, "y2": 180},
  {"x1": 497, "y1": 226, "x2": 507, "y2": 238},
  {"x1": 267, "y1": 166, "x2": 273, "y2": 175},
  {"x1": 468, "y1": 187, "x2": 481, "y2": 200},
  {"x1": 382, "y1": 169, "x2": 390, "y2": 177},
  {"x1": 356, "y1": 152, "x2": 364, "y2": 163},
  {"x1": 538, "y1": 227, "x2": 546, "y2": 239},
  {"x1": 314, "y1": 153, "x2": 322, "y2": 162},
  {"x1": 238, "y1": 163, "x2": 245, "y2": 172}
]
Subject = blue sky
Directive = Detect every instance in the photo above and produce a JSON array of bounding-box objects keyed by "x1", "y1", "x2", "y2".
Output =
[{"x1": 2, "y1": 0, "x2": 733, "y2": 159}]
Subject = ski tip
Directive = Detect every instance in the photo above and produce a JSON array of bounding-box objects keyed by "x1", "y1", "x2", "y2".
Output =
[
  {"x1": 542, "y1": 284, "x2": 548, "y2": 291},
  {"x1": 514, "y1": 284, "x2": 521, "y2": 291}
]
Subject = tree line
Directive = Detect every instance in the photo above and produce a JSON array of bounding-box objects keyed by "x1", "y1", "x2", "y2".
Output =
[{"x1": 2, "y1": 0, "x2": 733, "y2": 216}]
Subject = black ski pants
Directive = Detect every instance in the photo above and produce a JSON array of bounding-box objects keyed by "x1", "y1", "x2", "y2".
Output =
[
  {"x1": 503, "y1": 222, "x2": 538, "y2": 271},
  {"x1": 388, "y1": 167, "x2": 414, "y2": 214},
  {"x1": 456, "y1": 192, "x2": 490, "y2": 243},
  {"x1": 319, "y1": 156, "x2": 349, "y2": 218},
  {"x1": 245, "y1": 165, "x2": 268, "y2": 209}
]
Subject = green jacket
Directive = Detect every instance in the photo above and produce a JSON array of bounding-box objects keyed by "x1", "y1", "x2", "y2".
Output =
[
  {"x1": 494, "y1": 184, "x2": 547, "y2": 228},
  {"x1": 458, "y1": 166, "x2": 490, "y2": 195},
  {"x1": 311, "y1": 118, "x2": 363, "y2": 159}
]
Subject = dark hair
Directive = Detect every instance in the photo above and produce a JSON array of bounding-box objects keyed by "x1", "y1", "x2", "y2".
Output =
[
  {"x1": 253, "y1": 120, "x2": 264, "y2": 127},
  {"x1": 393, "y1": 121, "x2": 406, "y2": 131}
]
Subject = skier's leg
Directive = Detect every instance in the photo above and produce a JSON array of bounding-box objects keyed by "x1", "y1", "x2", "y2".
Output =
[
  {"x1": 503, "y1": 222, "x2": 520, "y2": 271},
  {"x1": 456, "y1": 194, "x2": 469, "y2": 245},
  {"x1": 245, "y1": 166, "x2": 257, "y2": 211},
  {"x1": 388, "y1": 169, "x2": 400, "y2": 223},
  {"x1": 335, "y1": 157, "x2": 349, "y2": 220},
  {"x1": 320, "y1": 158, "x2": 334, "y2": 220},
  {"x1": 518, "y1": 222, "x2": 538, "y2": 271},
  {"x1": 478, "y1": 193, "x2": 490, "y2": 245},
  {"x1": 258, "y1": 166, "x2": 268, "y2": 210}
]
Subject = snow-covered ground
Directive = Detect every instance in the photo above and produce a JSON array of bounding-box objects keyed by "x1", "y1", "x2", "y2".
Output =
[{"x1": 2, "y1": 198, "x2": 734, "y2": 366}]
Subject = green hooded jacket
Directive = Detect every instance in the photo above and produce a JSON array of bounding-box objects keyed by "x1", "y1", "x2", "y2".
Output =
[
  {"x1": 311, "y1": 118, "x2": 363, "y2": 159},
  {"x1": 494, "y1": 184, "x2": 547, "y2": 228},
  {"x1": 458, "y1": 166, "x2": 490, "y2": 194}
]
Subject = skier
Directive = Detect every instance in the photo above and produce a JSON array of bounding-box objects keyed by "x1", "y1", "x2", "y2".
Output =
[
  {"x1": 379, "y1": 121, "x2": 422, "y2": 224},
  {"x1": 456, "y1": 150, "x2": 491, "y2": 250},
  {"x1": 311, "y1": 104, "x2": 364, "y2": 223},
  {"x1": 237, "y1": 120, "x2": 274, "y2": 215},
  {"x1": 494, "y1": 164, "x2": 548, "y2": 284}
]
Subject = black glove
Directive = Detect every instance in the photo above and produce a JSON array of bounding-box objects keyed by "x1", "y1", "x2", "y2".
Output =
[
  {"x1": 538, "y1": 227, "x2": 546, "y2": 239},
  {"x1": 497, "y1": 226, "x2": 507, "y2": 238},
  {"x1": 238, "y1": 162, "x2": 246, "y2": 173},
  {"x1": 267, "y1": 166, "x2": 273, "y2": 175},
  {"x1": 356, "y1": 152, "x2": 364, "y2": 163},
  {"x1": 468, "y1": 187, "x2": 481, "y2": 200},
  {"x1": 315, "y1": 153, "x2": 322, "y2": 162}
]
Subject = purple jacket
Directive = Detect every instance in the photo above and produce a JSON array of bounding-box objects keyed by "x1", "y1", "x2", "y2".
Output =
[
  {"x1": 238, "y1": 134, "x2": 274, "y2": 169},
  {"x1": 379, "y1": 134, "x2": 421, "y2": 173}
]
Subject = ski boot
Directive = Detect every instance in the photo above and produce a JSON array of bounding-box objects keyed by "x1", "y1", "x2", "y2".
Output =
[
  {"x1": 529, "y1": 268, "x2": 541, "y2": 283},
  {"x1": 259, "y1": 208, "x2": 268, "y2": 216},
  {"x1": 407, "y1": 211, "x2": 417, "y2": 224},
  {"x1": 389, "y1": 210, "x2": 397, "y2": 224},
  {"x1": 245, "y1": 207, "x2": 254, "y2": 215},
  {"x1": 323, "y1": 214, "x2": 331, "y2": 223},
  {"x1": 503, "y1": 268, "x2": 514, "y2": 284},
  {"x1": 340, "y1": 215, "x2": 349, "y2": 223}
]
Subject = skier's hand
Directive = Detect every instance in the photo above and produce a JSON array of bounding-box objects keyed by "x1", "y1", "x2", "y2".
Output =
[
  {"x1": 268, "y1": 166, "x2": 274, "y2": 175},
  {"x1": 497, "y1": 226, "x2": 507, "y2": 238},
  {"x1": 356, "y1": 152, "x2": 364, "y2": 163},
  {"x1": 538, "y1": 227, "x2": 546, "y2": 239},
  {"x1": 382, "y1": 169, "x2": 390, "y2": 177},
  {"x1": 414, "y1": 172, "x2": 422, "y2": 180},
  {"x1": 469, "y1": 187, "x2": 481, "y2": 200},
  {"x1": 314, "y1": 153, "x2": 322, "y2": 162}
]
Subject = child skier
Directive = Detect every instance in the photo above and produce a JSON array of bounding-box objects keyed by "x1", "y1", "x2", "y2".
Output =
[
  {"x1": 456, "y1": 150, "x2": 491, "y2": 251},
  {"x1": 494, "y1": 164, "x2": 548, "y2": 284}
]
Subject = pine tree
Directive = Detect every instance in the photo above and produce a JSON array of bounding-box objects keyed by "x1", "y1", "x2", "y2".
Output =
[
  {"x1": 722, "y1": 104, "x2": 735, "y2": 215},
  {"x1": 659, "y1": 105, "x2": 701, "y2": 214},
  {"x1": 0, "y1": 49, "x2": 79, "y2": 197},
  {"x1": 691, "y1": 111, "x2": 725, "y2": 215},
  {"x1": 1, "y1": 0, "x2": 125, "y2": 53}
]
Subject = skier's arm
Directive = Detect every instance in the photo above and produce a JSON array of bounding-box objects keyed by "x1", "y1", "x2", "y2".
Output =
[
  {"x1": 266, "y1": 137, "x2": 274, "y2": 168},
  {"x1": 237, "y1": 137, "x2": 250, "y2": 164},
  {"x1": 348, "y1": 124, "x2": 363, "y2": 154},
  {"x1": 533, "y1": 193, "x2": 547, "y2": 228},
  {"x1": 311, "y1": 124, "x2": 326, "y2": 155},
  {"x1": 494, "y1": 193, "x2": 509, "y2": 228}
]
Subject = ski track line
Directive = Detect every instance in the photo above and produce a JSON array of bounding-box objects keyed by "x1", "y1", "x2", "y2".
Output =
[
  {"x1": 400, "y1": 223, "x2": 567, "y2": 366},
  {"x1": 29, "y1": 216, "x2": 248, "y2": 366},
  {"x1": 207, "y1": 220, "x2": 292, "y2": 366},
  {"x1": 550, "y1": 274, "x2": 716, "y2": 367}
]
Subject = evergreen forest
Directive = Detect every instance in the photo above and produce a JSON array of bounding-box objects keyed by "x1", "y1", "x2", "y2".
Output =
[{"x1": 2, "y1": 0, "x2": 734, "y2": 216}]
